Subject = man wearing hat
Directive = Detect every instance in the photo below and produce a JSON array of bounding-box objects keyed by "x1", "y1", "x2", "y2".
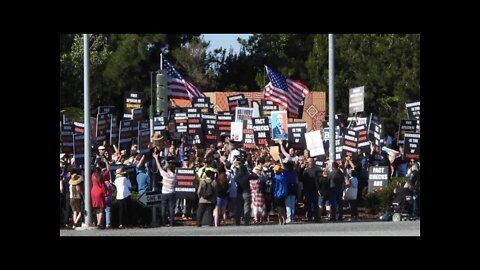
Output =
[{"x1": 94, "y1": 145, "x2": 111, "y2": 166}]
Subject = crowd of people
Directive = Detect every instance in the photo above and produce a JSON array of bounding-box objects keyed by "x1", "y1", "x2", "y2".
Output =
[{"x1": 59, "y1": 132, "x2": 420, "y2": 230}]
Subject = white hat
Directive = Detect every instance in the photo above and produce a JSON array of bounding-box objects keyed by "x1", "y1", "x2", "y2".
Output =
[{"x1": 98, "y1": 146, "x2": 106, "y2": 150}]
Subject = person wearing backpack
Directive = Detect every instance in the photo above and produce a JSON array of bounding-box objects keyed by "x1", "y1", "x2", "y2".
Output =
[{"x1": 196, "y1": 170, "x2": 217, "y2": 227}]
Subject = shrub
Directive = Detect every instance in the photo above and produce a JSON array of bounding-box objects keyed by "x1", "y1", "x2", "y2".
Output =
[{"x1": 362, "y1": 177, "x2": 407, "y2": 215}]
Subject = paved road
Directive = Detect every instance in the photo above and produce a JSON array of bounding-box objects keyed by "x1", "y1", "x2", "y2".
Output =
[{"x1": 60, "y1": 220, "x2": 420, "y2": 236}]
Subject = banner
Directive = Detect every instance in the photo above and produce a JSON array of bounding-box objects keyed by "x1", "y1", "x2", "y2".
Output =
[
  {"x1": 305, "y1": 130, "x2": 325, "y2": 157},
  {"x1": 398, "y1": 119, "x2": 418, "y2": 145},
  {"x1": 96, "y1": 113, "x2": 108, "y2": 143},
  {"x1": 118, "y1": 120, "x2": 133, "y2": 151},
  {"x1": 288, "y1": 122, "x2": 307, "y2": 149},
  {"x1": 138, "y1": 129, "x2": 150, "y2": 155},
  {"x1": 349, "y1": 86, "x2": 364, "y2": 114},
  {"x1": 97, "y1": 105, "x2": 116, "y2": 115},
  {"x1": 187, "y1": 108, "x2": 202, "y2": 145},
  {"x1": 217, "y1": 114, "x2": 234, "y2": 136},
  {"x1": 271, "y1": 111, "x2": 288, "y2": 140},
  {"x1": 335, "y1": 135, "x2": 344, "y2": 163},
  {"x1": 175, "y1": 168, "x2": 197, "y2": 199},
  {"x1": 252, "y1": 117, "x2": 271, "y2": 146},
  {"x1": 237, "y1": 98, "x2": 249, "y2": 108},
  {"x1": 353, "y1": 124, "x2": 370, "y2": 154},
  {"x1": 243, "y1": 120, "x2": 256, "y2": 149},
  {"x1": 261, "y1": 100, "x2": 279, "y2": 117},
  {"x1": 342, "y1": 128, "x2": 358, "y2": 160},
  {"x1": 73, "y1": 133, "x2": 85, "y2": 167},
  {"x1": 368, "y1": 166, "x2": 389, "y2": 192},
  {"x1": 61, "y1": 123, "x2": 74, "y2": 154},
  {"x1": 202, "y1": 113, "x2": 218, "y2": 145},
  {"x1": 123, "y1": 91, "x2": 144, "y2": 119},
  {"x1": 227, "y1": 94, "x2": 245, "y2": 113},
  {"x1": 406, "y1": 101, "x2": 420, "y2": 120},
  {"x1": 110, "y1": 115, "x2": 118, "y2": 147},
  {"x1": 192, "y1": 97, "x2": 212, "y2": 114},
  {"x1": 230, "y1": 121, "x2": 244, "y2": 142},
  {"x1": 174, "y1": 112, "x2": 189, "y2": 134},
  {"x1": 153, "y1": 116, "x2": 168, "y2": 138},
  {"x1": 404, "y1": 133, "x2": 420, "y2": 161},
  {"x1": 235, "y1": 107, "x2": 254, "y2": 123}
]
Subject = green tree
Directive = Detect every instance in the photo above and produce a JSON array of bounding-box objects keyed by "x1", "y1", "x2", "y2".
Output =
[
  {"x1": 60, "y1": 34, "x2": 112, "y2": 118},
  {"x1": 171, "y1": 38, "x2": 216, "y2": 91}
]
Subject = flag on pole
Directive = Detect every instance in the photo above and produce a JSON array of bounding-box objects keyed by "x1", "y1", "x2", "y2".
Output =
[
  {"x1": 163, "y1": 57, "x2": 205, "y2": 100},
  {"x1": 263, "y1": 65, "x2": 310, "y2": 118}
]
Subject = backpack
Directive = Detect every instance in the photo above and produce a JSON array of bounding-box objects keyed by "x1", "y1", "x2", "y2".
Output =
[{"x1": 200, "y1": 180, "x2": 214, "y2": 200}]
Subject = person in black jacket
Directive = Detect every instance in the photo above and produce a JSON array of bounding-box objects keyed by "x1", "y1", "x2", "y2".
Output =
[
  {"x1": 327, "y1": 162, "x2": 345, "y2": 221},
  {"x1": 300, "y1": 158, "x2": 322, "y2": 222},
  {"x1": 234, "y1": 164, "x2": 258, "y2": 225}
]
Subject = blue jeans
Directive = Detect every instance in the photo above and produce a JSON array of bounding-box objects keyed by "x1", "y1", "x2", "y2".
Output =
[
  {"x1": 104, "y1": 205, "x2": 111, "y2": 227},
  {"x1": 285, "y1": 195, "x2": 296, "y2": 222}
]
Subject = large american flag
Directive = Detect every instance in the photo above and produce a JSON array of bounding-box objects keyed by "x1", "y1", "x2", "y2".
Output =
[
  {"x1": 163, "y1": 57, "x2": 205, "y2": 100},
  {"x1": 264, "y1": 65, "x2": 310, "y2": 118}
]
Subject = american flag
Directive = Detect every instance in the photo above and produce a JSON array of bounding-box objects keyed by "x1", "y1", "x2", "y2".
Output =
[
  {"x1": 163, "y1": 57, "x2": 205, "y2": 100},
  {"x1": 264, "y1": 65, "x2": 310, "y2": 118}
]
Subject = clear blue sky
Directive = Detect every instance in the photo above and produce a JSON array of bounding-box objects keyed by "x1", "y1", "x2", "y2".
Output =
[{"x1": 201, "y1": 34, "x2": 253, "y2": 54}]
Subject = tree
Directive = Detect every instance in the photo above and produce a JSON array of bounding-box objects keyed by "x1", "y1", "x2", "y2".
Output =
[
  {"x1": 171, "y1": 38, "x2": 215, "y2": 91},
  {"x1": 60, "y1": 34, "x2": 112, "y2": 118}
]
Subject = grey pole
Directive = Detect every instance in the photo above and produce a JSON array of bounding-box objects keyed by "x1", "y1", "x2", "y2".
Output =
[
  {"x1": 83, "y1": 34, "x2": 92, "y2": 226},
  {"x1": 150, "y1": 72, "x2": 154, "y2": 139},
  {"x1": 150, "y1": 71, "x2": 157, "y2": 227},
  {"x1": 328, "y1": 34, "x2": 335, "y2": 164}
]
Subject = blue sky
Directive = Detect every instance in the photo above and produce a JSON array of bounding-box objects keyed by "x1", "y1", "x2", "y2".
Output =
[{"x1": 201, "y1": 34, "x2": 253, "y2": 55}]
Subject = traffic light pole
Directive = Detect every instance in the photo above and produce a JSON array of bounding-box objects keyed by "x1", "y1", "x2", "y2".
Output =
[
  {"x1": 150, "y1": 72, "x2": 155, "y2": 139},
  {"x1": 149, "y1": 70, "x2": 157, "y2": 227}
]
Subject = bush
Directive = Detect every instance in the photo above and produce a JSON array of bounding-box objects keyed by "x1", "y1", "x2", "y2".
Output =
[{"x1": 362, "y1": 177, "x2": 407, "y2": 215}]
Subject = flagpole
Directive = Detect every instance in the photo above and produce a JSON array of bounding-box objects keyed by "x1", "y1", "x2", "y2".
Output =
[
  {"x1": 328, "y1": 34, "x2": 335, "y2": 164},
  {"x1": 263, "y1": 66, "x2": 266, "y2": 86},
  {"x1": 160, "y1": 53, "x2": 163, "y2": 70}
]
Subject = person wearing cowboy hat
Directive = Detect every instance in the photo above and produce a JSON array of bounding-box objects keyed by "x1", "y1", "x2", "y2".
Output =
[
  {"x1": 69, "y1": 172, "x2": 84, "y2": 229},
  {"x1": 113, "y1": 168, "x2": 132, "y2": 229},
  {"x1": 151, "y1": 133, "x2": 166, "y2": 149}
]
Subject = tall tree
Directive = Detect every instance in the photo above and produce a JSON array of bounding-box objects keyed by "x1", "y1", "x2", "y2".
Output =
[{"x1": 60, "y1": 34, "x2": 112, "y2": 117}]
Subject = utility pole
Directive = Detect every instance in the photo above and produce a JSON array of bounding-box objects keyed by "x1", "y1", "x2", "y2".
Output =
[
  {"x1": 328, "y1": 34, "x2": 335, "y2": 165},
  {"x1": 83, "y1": 34, "x2": 92, "y2": 227}
]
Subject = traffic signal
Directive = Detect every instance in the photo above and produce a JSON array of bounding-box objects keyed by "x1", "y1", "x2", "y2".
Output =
[{"x1": 155, "y1": 70, "x2": 168, "y2": 116}]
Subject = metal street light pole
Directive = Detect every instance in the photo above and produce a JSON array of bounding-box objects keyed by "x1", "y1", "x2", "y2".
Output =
[
  {"x1": 83, "y1": 34, "x2": 92, "y2": 227},
  {"x1": 328, "y1": 34, "x2": 335, "y2": 164}
]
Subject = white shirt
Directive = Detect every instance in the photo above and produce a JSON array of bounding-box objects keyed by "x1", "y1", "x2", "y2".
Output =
[
  {"x1": 114, "y1": 176, "x2": 132, "y2": 200},
  {"x1": 160, "y1": 170, "x2": 176, "y2": 194}
]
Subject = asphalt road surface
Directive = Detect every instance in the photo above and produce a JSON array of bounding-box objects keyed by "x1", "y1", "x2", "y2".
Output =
[{"x1": 60, "y1": 220, "x2": 420, "y2": 236}]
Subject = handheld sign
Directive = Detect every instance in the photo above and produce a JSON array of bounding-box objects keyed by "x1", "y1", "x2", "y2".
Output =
[
  {"x1": 349, "y1": 86, "x2": 364, "y2": 114},
  {"x1": 175, "y1": 168, "x2": 197, "y2": 199},
  {"x1": 368, "y1": 166, "x2": 389, "y2": 192},
  {"x1": 404, "y1": 133, "x2": 420, "y2": 161},
  {"x1": 406, "y1": 101, "x2": 420, "y2": 120}
]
